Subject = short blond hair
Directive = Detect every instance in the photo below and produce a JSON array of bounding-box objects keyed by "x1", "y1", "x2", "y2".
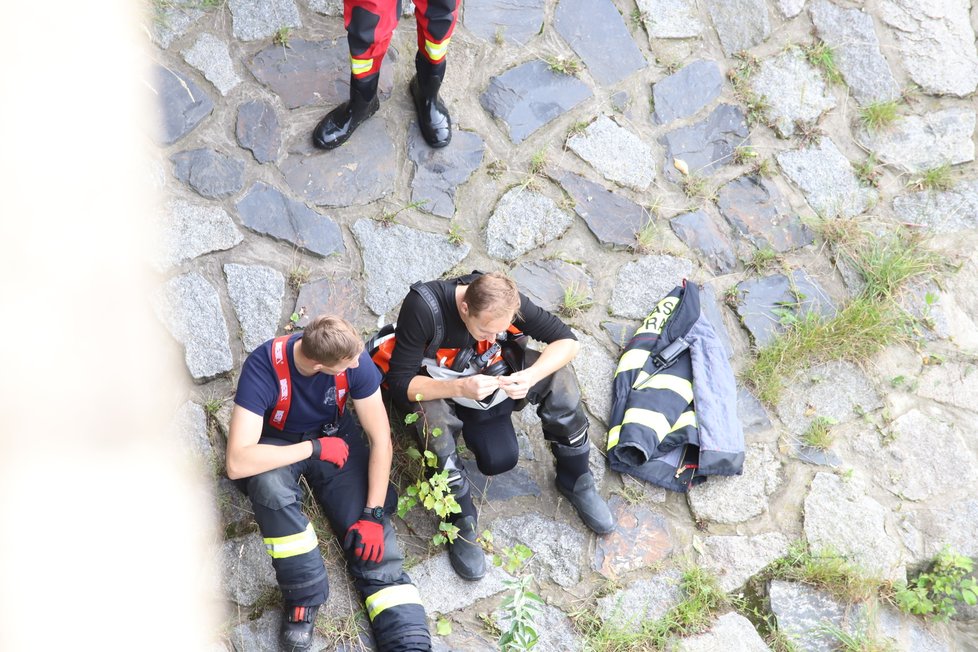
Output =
[
  {"x1": 464, "y1": 272, "x2": 521, "y2": 319},
  {"x1": 301, "y1": 315, "x2": 363, "y2": 364}
]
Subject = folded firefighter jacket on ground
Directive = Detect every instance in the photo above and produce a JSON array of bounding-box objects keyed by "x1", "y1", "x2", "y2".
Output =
[{"x1": 607, "y1": 281, "x2": 744, "y2": 492}]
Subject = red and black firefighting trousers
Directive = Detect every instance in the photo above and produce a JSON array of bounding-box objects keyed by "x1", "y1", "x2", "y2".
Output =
[
  {"x1": 401, "y1": 349, "x2": 592, "y2": 520},
  {"x1": 344, "y1": 0, "x2": 459, "y2": 79},
  {"x1": 237, "y1": 425, "x2": 430, "y2": 652}
]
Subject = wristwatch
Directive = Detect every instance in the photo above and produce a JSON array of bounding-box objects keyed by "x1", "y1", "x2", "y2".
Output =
[{"x1": 363, "y1": 506, "x2": 385, "y2": 521}]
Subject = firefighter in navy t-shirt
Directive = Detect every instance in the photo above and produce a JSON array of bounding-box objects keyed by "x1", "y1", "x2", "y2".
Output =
[{"x1": 227, "y1": 316, "x2": 430, "y2": 651}]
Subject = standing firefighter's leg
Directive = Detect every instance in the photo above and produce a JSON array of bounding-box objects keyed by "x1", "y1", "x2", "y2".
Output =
[
  {"x1": 241, "y1": 463, "x2": 328, "y2": 651},
  {"x1": 309, "y1": 431, "x2": 432, "y2": 652},
  {"x1": 525, "y1": 352, "x2": 616, "y2": 534},
  {"x1": 409, "y1": 0, "x2": 458, "y2": 147},
  {"x1": 409, "y1": 398, "x2": 486, "y2": 580},
  {"x1": 313, "y1": 0, "x2": 397, "y2": 149}
]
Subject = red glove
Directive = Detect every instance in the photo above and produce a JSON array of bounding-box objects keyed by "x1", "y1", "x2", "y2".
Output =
[
  {"x1": 344, "y1": 517, "x2": 385, "y2": 563},
  {"x1": 309, "y1": 436, "x2": 348, "y2": 468}
]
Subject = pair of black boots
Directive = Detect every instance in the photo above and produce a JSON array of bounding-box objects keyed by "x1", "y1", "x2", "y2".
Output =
[{"x1": 313, "y1": 53, "x2": 451, "y2": 150}]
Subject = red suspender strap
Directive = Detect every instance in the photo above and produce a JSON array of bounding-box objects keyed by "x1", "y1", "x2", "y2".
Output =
[
  {"x1": 335, "y1": 371, "x2": 348, "y2": 418},
  {"x1": 269, "y1": 336, "x2": 293, "y2": 431}
]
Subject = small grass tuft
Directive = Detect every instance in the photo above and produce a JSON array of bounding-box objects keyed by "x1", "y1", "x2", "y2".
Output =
[
  {"x1": 494, "y1": 26, "x2": 506, "y2": 45},
  {"x1": 909, "y1": 163, "x2": 953, "y2": 193},
  {"x1": 546, "y1": 56, "x2": 582, "y2": 76},
  {"x1": 486, "y1": 159, "x2": 507, "y2": 179},
  {"x1": 681, "y1": 174, "x2": 716, "y2": 201},
  {"x1": 859, "y1": 100, "x2": 900, "y2": 132},
  {"x1": 528, "y1": 149, "x2": 547, "y2": 175},
  {"x1": 377, "y1": 199, "x2": 428, "y2": 225},
  {"x1": 567, "y1": 120, "x2": 590, "y2": 138},
  {"x1": 753, "y1": 157, "x2": 775, "y2": 178},
  {"x1": 744, "y1": 247, "x2": 782, "y2": 275},
  {"x1": 558, "y1": 283, "x2": 593, "y2": 317},
  {"x1": 288, "y1": 266, "x2": 310, "y2": 291},
  {"x1": 801, "y1": 416, "x2": 837, "y2": 450},
  {"x1": 632, "y1": 217, "x2": 658, "y2": 254},
  {"x1": 805, "y1": 41, "x2": 843, "y2": 85}
]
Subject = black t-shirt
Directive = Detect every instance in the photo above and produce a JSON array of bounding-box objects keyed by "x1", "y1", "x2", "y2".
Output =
[{"x1": 386, "y1": 277, "x2": 575, "y2": 403}]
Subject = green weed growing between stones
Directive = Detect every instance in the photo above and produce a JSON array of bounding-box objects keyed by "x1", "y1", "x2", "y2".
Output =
[
  {"x1": 546, "y1": 56, "x2": 582, "y2": 76},
  {"x1": 817, "y1": 620, "x2": 895, "y2": 652},
  {"x1": 315, "y1": 611, "x2": 367, "y2": 650},
  {"x1": 744, "y1": 225, "x2": 941, "y2": 404},
  {"x1": 559, "y1": 282, "x2": 593, "y2": 317},
  {"x1": 273, "y1": 26, "x2": 292, "y2": 47},
  {"x1": 859, "y1": 100, "x2": 900, "y2": 133},
  {"x1": 909, "y1": 163, "x2": 954, "y2": 193},
  {"x1": 575, "y1": 566, "x2": 727, "y2": 651},
  {"x1": 377, "y1": 199, "x2": 429, "y2": 225},
  {"x1": 733, "y1": 145, "x2": 759, "y2": 166},
  {"x1": 632, "y1": 217, "x2": 658, "y2": 255},
  {"x1": 894, "y1": 547, "x2": 978, "y2": 621},
  {"x1": 744, "y1": 247, "x2": 782, "y2": 275},
  {"x1": 680, "y1": 174, "x2": 716, "y2": 202},
  {"x1": 288, "y1": 266, "x2": 310, "y2": 292},
  {"x1": 804, "y1": 41, "x2": 843, "y2": 85},
  {"x1": 446, "y1": 222, "x2": 464, "y2": 246},
  {"x1": 801, "y1": 416, "x2": 837, "y2": 450},
  {"x1": 854, "y1": 154, "x2": 881, "y2": 188},
  {"x1": 764, "y1": 541, "x2": 883, "y2": 603}
]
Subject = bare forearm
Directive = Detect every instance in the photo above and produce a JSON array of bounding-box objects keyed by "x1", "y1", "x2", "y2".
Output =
[
  {"x1": 366, "y1": 438, "x2": 393, "y2": 509},
  {"x1": 226, "y1": 441, "x2": 312, "y2": 480},
  {"x1": 525, "y1": 339, "x2": 579, "y2": 384},
  {"x1": 406, "y1": 374, "x2": 463, "y2": 402}
]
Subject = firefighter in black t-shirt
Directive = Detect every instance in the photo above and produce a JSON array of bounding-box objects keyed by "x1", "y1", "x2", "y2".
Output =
[{"x1": 383, "y1": 272, "x2": 615, "y2": 580}]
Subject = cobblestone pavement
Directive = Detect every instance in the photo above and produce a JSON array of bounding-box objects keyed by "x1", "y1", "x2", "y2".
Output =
[{"x1": 149, "y1": 0, "x2": 978, "y2": 649}]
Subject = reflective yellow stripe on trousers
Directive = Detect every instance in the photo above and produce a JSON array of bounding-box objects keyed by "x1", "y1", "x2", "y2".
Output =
[
  {"x1": 424, "y1": 38, "x2": 450, "y2": 61},
  {"x1": 351, "y1": 56, "x2": 372, "y2": 75},
  {"x1": 264, "y1": 523, "x2": 319, "y2": 559},
  {"x1": 365, "y1": 584, "x2": 423, "y2": 620}
]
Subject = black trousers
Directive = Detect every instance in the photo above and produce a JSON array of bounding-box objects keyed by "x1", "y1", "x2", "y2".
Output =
[{"x1": 236, "y1": 426, "x2": 430, "y2": 651}]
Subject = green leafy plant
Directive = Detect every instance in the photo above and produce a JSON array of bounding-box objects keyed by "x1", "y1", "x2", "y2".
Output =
[
  {"x1": 854, "y1": 154, "x2": 881, "y2": 188},
  {"x1": 498, "y1": 574, "x2": 544, "y2": 651},
  {"x1": 446, "y1": 222, "x2": 464, "y2": 246},
  {"x1": 284, "y1": 306, "x2": 306, "y2": 332},
  {"x1": 764, "y1": 541, "x2": 881, "y2": 603},
  {"x1": 273, "y1": 26, "x2": 291, "y2": 47},
  {"x1": 859, "y1": 101, "x2": 900, "y2": 132},
  {"x1": 436, "y1": 617, "x2": 453, "y2": 636},
  {"x1": 396, "y1": 402, "x2": 461, "y2": 545},
  {"x1": 895, "y1": 548, "x2": 977, "y2": 621},
  {"x1": 733, "y1": 145, "x2": 759, "y2": 165}
]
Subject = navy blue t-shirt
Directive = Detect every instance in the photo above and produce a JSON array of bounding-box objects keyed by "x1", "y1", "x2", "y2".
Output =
[{"x1": 234, "y1": 334, "x2": 381, "y2": 434}]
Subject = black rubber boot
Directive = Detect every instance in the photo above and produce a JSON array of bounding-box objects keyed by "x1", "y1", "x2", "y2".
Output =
[
  {"x1": 553, "y1": 441, "x2": 616, "y2": 535},
  {"x1": 281, "y1": 604, "x2": 319, "y2": 651},
  {"x1": 410, "y1": 53, "x2": 451, "y2": 148},
  {"x1": 448, "y1": 515, "x2": 486, "y2": 580},
  {"x1": 312, "y1": 74, "x2": 380, "y2": 150}
]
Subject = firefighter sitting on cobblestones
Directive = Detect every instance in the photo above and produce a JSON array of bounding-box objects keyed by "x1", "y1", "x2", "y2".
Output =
[
  {"x1": 375, "y1": 271, "x2": 616, "y2": 581},
  {"x1": 226, "y1": 315, "x2": 431, "y2": 651}
]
